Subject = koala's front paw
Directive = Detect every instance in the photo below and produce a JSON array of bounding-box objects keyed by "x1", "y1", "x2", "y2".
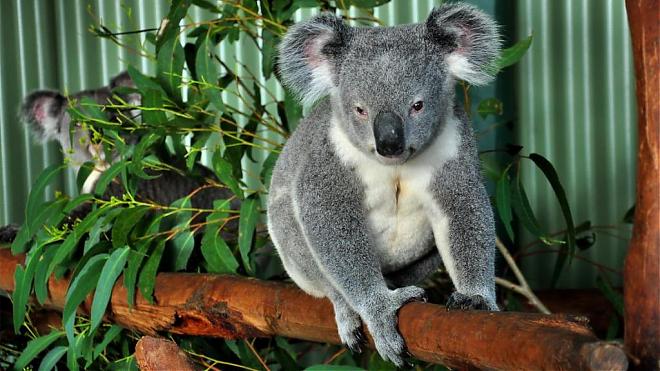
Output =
[
  {"x1": 363, "y1": 286, "x2": 426, "y2": 367},
  {"x1": 446, "y1": 292, "x2": 499, "y2": 311}
]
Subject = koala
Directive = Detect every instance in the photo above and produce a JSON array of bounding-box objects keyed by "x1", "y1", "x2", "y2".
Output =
[
  {"x1": 268, "y1": 3, "x2": 500, "y2": 366},
  {"x1": 0, "y1": 72, "x2": 237, "y2": 244},
  {"x1": 21, "y1": 71, "x2": 140, "y2": 177}
]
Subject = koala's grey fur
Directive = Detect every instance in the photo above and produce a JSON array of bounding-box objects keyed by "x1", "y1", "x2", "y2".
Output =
[{"x1": 268, "y1": 3, "x2": 500, "y2": 366}]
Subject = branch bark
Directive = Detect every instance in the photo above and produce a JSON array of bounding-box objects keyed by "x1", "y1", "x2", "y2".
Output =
[
  {"x1": 134, "y1": 336, "x2": 195, "y2": 371},
  {"x1": 624, "y1": 1, "x2": 660, "y2": 370},
  {"x1": 0, "y1": 248, "x2": 627, "y2": 371}
]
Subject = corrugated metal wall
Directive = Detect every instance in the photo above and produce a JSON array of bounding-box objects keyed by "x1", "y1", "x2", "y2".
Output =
[
  {"x1": 0, "y1": 0, "x2": 636, "y2": 288},
  {"x1": 516, "y1": 0, "x2": 636, "y2": 288}
]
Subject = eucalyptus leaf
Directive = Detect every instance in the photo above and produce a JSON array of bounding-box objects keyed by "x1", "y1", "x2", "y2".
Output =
[
  {"x1": 90, "y1": 246, "x2": 130, "y2": 334},
  {"x1": 15, "y1": 331, "x2": 65, "y2": 370},
  {"x1": 529, "y1": 153, "x2": 576, "y2": 260},
  {"x1": 138, "y1": 239, "x2": 166, "y2": 304},
  {"x1": 157, "y1": 36, "x2": 185, "y2": 101},
  {"x1": 238, "y1": 196, "x2": 259, "y2": 274},
  {"x1": 63, "y1": 254, "x2": 107, "y2": 348},
  {"x1": 38, "y1": 345, "x2": 68, "y2": 371},
  {"x1": 496, "y1": 34, "x2": 533, "y2": 71},
  {"x1": 496, "y1": 172, "x2": 514, "y2": 241}
]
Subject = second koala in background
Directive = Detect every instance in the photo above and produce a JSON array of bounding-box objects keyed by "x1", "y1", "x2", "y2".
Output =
[
  {"x1": 269, "y1": 3, "x2": 500, "y2": 366},
  {"x1": 0, "y1": 72, "x2": 237, "y2": 244}
]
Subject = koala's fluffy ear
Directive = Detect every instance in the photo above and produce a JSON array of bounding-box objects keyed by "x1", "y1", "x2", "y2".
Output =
[
  {"x1": 110, "y1": 71, "x2": 134, "y2": 89},
  {"x1": 20, "y1": 90, "x2": 67, "y2": 142},
  {"x1": 426, "y1": 3, "x2": 501, "y2": 86},
  {"x1": 278, "y1": 13, "x2": 349, "y2": 106}
]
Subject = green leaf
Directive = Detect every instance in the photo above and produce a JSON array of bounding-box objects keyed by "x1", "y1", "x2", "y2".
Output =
[
  {"x1": 13, "y1": 247, "x2": 46, "y2": 331},
  {"x1": 124, "y1": 239, "x2": 152, "y2": 307},
  {"x1": 90, "y1": 246, "x2": 130, "y2": 334},
  {"x1": 46, "y1": 207, "x2": 107, "y2": 286},
  {"x1": 261, "y1": 151, "x2": 279, "y2": 189},
  {"x1": 201, "y1": 201, "x2": 239, "y2": 274},
  {"x1": 157, "y1": 36, "x2": 185, "y2": 101},
  {"x1": 496, "y1": 34, "x2": 533, "y2": 71},
  {"x1": 186, "y1": 132, "x2": 211, "y2": 171},
  {"x1": 238, "y1": 196, "x2": 259, "y2": 274},
  {"x1": 13, "y1": 197, "x2": 67, "y2": 254},
  {"x1": 141, "y1": 89, "x2": 169, "y2": 125},
  {"x1": 476, "y1": 98, "x2": 503, "y2": 119},
  {"x1": 196, "y1": 34, "x2": 224, "y2": 112},
  {"x1": 172, "y1": 230, "x2": 195, "y2": 271},
  {"x1": 305, "y1": 366, "x2": 366, "y2": 371},
  {"x1": 25, "y1": 165, "x2": 65, "y2": 231},
  {"x1": 496, "y1": 172, "x2": 514, "y2": 241},
  {"x1": 529, "y1": 153, "x2": 576, "y2": 260},
  {"x1": 511, "y1": 172, "x2": 545, "y2": 239},
  {"x1": 14, "y1": 331, "x2": 65, "y2": 370},
  {"x1": 112, "y1": 206, "x2": 151, "y2": 248},
  {"x1": 94, "y1": 161, "x2": 128, "y2": 196},
  {"x1": 127, "y1": 65, "x2": 166, "y2": 94},
  {"x1": 35, "y1": 246, "x2": 58, "y2": 304},
  {"x1": 63, "y1": 254, "x2": 107, "y2": 347},
  {"x1": 38, "y1": 345, "x2": 68, "y2": 371},
  {"x1": 92, "y1": 325, "x2": 123, "y2": 361},
  {"x1": 192, "y1": 0, "x2": 221, "y2": 12},
  {"x1": 339, "y1": 0, "x2": 390, "y2": 9},
  {"x1": 156, "y1": 0, "x2": 192, "y2": 52},
  {"x1": 213, "y1": 153, "x2": 243, "y2": 199},
  {"x1": 138, "y1": 239, "x2": 166, "y2": 304}
]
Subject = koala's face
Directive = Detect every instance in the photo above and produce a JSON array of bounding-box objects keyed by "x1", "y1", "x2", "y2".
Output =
[
  {"x1": 278, "y1": 4, "x2": 500, "y2": 165},
  {"x1": 21, "y1": 72, "x2": 140, "y2": 170},
  {"x1": 334, "y1": 26, "x2": 454, "y2": 164}
]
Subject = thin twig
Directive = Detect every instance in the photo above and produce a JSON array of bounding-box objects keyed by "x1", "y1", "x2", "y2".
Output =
[
  {"x1": 244, "y1": 339, "x2": 271, "y2": 371},
  {"x1": 496, "y1": 237, "x2": 551, "y2": 314}
]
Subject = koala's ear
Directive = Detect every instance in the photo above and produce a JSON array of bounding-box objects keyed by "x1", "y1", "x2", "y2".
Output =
[
  {"x1": 278, "y1": 13, "x2": 349, "y2": 106},
  {"x1": 20, "y1": 90, "x2": 67, "y2": 142},
  {"x1": 110, "y1": 71, "x2": 134, "y2": 89},
  {"x1": 426, "y1": 3, "x2": 501, "y2": 86}
]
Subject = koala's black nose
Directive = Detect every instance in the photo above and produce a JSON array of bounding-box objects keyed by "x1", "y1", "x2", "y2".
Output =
[{"x1": 373, "y1": 111, "x2": 405, "y2": 157}]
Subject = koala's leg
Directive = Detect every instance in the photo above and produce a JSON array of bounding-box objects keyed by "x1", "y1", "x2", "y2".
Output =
[
  {"x1": 428, "y1": 187, "x2": 498, "y2": 311},
  {"x1": 384, "y1": 249, "x2": 442, "y2": 288},
  {"x1": 296, "y1": 155, "x2": 425, "y2": 366}
]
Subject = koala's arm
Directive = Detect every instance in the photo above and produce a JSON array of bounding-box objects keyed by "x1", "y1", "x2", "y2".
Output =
[
  {"x1": 296, "y1": 149, "x2": 392, "y2": 307},
  {"x1": 430, "y1": 135, "x2": 498, "y2": 310}
]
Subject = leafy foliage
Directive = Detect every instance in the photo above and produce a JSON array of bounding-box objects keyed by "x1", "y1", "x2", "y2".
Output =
[{"x1": 1, "y1": 0, "x2": 625, "y2": 369}]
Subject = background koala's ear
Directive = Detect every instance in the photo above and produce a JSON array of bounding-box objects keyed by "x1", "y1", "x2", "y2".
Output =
[
  {"x1": 109, "y1": 71, "x2": 134, "y2": 89},
  {"x1": 426, "y1": 3, "x2": 501, "y2": 86},
  {"x1": 278, "y1": 13, "x2": 349, "y2": 106},
  {"x1": 20, "y1": 90, "x2": 67, "y2": 142}
]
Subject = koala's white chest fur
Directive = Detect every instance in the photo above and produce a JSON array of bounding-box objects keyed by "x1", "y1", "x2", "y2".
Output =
[{"x1": 330, "y1": 117, "x2": 461, "y2": 271}]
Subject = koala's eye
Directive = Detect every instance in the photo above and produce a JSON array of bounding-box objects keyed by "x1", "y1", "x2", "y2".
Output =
[
  {"x1": 412, "y1": 101, "x2": 424, "y2": 113},
  {"x1": 355, "y1": 106, "x2": 367, "y2": 117}
]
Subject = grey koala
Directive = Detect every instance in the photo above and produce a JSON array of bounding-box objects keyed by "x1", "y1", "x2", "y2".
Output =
[
  {"x1": 0, "y1": 72, "x2": 237, "y2": 244},
  {"x1": 21, "y1": 71, "x2": 141, "y2": 176},
  {"x1": 268, "y1": 3, "x2": 500, "y2": 366}
]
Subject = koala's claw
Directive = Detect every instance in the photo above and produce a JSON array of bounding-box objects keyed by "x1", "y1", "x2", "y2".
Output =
[{"x1": 446, "y1": 292, "x2": 498, "y2": 311}]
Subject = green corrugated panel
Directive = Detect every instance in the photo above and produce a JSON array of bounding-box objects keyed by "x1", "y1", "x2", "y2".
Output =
[
  {"x1": 516, "y1": 0, "x2": 636, "y2": 288},
  {"x1": 0, "y1": 0, "x2": 635, "y2": 290}
]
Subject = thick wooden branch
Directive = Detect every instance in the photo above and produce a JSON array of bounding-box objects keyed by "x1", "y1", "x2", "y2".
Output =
[
  {"x1": 0, "y1": 248, "x2": 627, "y2": 370},
  {"x1": 624, "y1": 0, "x2": 660, "y2": 369}
]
